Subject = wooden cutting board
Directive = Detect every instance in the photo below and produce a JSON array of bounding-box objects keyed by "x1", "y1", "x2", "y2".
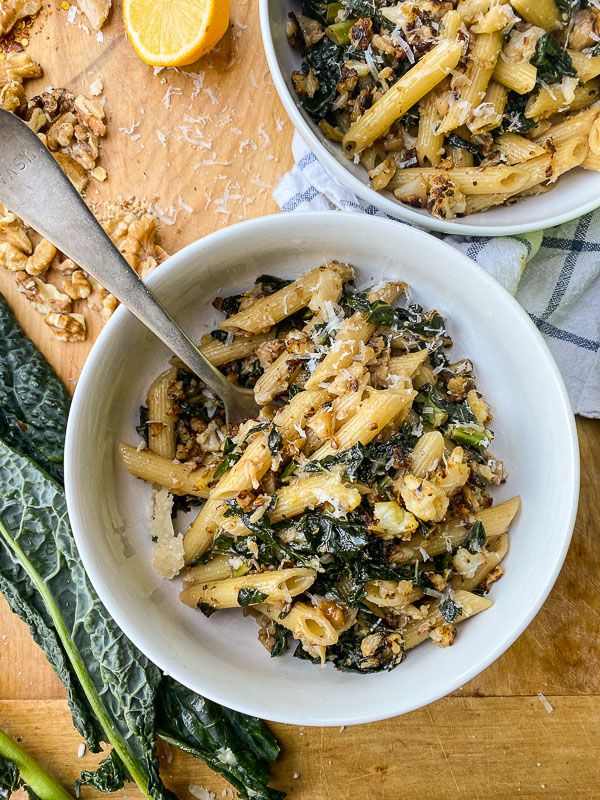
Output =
[{"x1": 1, "y1": 3, "x2": 599, "y2": 797}]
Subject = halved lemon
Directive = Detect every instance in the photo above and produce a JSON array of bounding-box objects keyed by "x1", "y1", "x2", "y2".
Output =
[{"x1": 123, "y1": 0, "x2": 230, "y2": 67}]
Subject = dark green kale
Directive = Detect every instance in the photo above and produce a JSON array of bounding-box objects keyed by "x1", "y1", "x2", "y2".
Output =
[
  {"x1": 415, "y1": 384, "x2": 476, "y2": 428},
  {"x1": 531, "y1": 33, "x2": 577, "y2": 86},
  {"x1": 136, "y1": 405, "x2": 150, "y2": 445},
  {"x1": 0, "y1": 296, "x2": 70, "y2": 483},
  {"x1": 299, "y1": 37, "x2": 347, "y2": 117},
  {"x1": 502, "y1": 91, "x2": 535, "y2": 134},
  {"x1": 299, "y1": 513, "x2": 370, "y2": 560},
  {"x1": 0, "y1": 727, "x2": 71, "y2": 800},
  {"x1": 255, "y1": 275, "x2": 293, "y2": 295},
  {"x1": 341, "y1": 0, "x2": 377, "y2": 17},
  {"x1": 210, "y1": 329, "x2": 229, "y2": 343},
  {"x1": 212, "y1": 436, "x2": 241, "y2": 479},
  {"x1": 467, "y1": 520, "x2": 487, "y2": 553},
  {"x1": 446, "y1": 133, "x2": 480, "y2": 155},
  {"x1": 555, "y1": 0, "x2": 577, "y2": 20},
  {"x1": 270, "y1": 625, "x2": 292, "y2": 657},
  {"x1": 213, "y1": 293, "x2": 243, "y2": 317},
  {"x1": 268, "y1": 426, "x2": 283, "y2": 455},
  {"x1": 325, "y1": 614, "x2": 404, "y2": 673},
  {"x1": 439, "y1": 596, "x2": 462, "y2": 624},
  {"x1": 302, "y1": 0, "x2": 329, "y2": 23},
  {"x1": 237, "y1": 588, "x2": 269, "y2": 607}
]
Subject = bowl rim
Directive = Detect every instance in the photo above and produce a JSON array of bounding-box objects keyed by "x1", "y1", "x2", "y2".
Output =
[
  {"x1": 258, "y1": 0, "x2": 600, "y2": 237},
  {"x1": 65, "y1": 212, "x2": 580, "y2": 725}
]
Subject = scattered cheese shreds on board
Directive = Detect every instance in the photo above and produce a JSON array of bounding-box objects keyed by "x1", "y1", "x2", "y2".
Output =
[
  {"x1": 189, "y1": 786, "x2": 216, "y2": 800},
  {"x1": 537, "y1": 692, "x2": 554, "y2": 714}
]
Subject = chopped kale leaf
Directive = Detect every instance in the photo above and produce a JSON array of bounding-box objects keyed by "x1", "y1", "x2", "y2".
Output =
[
  {"x1": 532, "y1": 33, "x2": 577, "y2": 86},
  {"x1": 237, "y1": 588, "x2": 269, "y2": 607}
]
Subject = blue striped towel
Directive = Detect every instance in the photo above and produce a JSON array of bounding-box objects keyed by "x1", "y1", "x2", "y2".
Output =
[{"x1": 274, "y1": 133, "x2": 600, "y2": 418}]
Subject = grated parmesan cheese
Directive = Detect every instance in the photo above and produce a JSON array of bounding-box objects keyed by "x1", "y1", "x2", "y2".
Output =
[
  {"x1": 189, "y1": 786, "x2": 216, "y2": 800},
  {"x1": 150, "y1": 488, "x2": 184, "y2": 579},
  {"x1": 537, "y1": 692, "x2": 554, "y2": 714}
]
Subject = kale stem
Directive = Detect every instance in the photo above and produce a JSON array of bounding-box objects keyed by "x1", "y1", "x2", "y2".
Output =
[
  {"x1": 0, "y1": 519, "x2": 151, "y2": 799},
  {"x1": 0, "y1": 728, "x2": 74, "y2": 800}
]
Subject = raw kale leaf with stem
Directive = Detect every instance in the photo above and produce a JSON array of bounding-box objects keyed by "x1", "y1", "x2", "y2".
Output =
[
  {"x1": 0, "y1": 297, "x2": 70, "y2": 483},
  {"x1": 0, "y1": 727, "x2": 73, "y2": 800},
  {"x1": 0, "y1": 307, "x2": 283, "y2": 800}
]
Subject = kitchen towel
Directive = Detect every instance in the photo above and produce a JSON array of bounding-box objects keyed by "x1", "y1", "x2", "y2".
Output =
[{"x1": 274, "y1": 132, "x2": 600, "y2": 417}]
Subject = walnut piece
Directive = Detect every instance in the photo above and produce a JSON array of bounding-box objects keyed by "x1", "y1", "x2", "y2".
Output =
[
  {"x1": 77, "y1": 0, "x2": 111, "y2": 30},
  {"x1": 26, "y1": 238, "x2": 57, "y2": 276},
  {"x1": 0, "y1": 0, "x2": 41, "y2": 35},
  {"x1": 0, "y1": 53, "x2": 42, "y2": 86},
  {"x1": 45, "y1": 312, "x2": 86, "y2": 342},
  {"x1": 102, "y1": 200, "x2": 168, "y2": 278},
  {"x1": 0, "y1": 205, "x2": 32, "y2": 271},
  {"x1": 62, "y1": 270, "x2": 92, "y2": 300},
  {"x1": 23, "y1": 88, "x2": 107, "y2": 193},
  {"x1": 16, "y1": 272, "x2": 73, "y2": 314}
]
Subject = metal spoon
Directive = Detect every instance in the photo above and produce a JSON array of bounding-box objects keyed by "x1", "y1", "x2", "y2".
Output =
[{"x1": 0, "y1": 109, "x2": 259, "y2": 424}]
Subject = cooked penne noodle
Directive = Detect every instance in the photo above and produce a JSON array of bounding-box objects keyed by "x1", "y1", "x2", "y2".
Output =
[
  {"x1": 569, "y1": 50, "x2": 600, "y2": 84},
  {"x1": 119, "y1": 444, "x2": 213, "y2": 497},
  {"x1": 463, "y1": 154, "x2": 552, "y2": 213},
  {"x1": 548, "y1": 138, "x2": 589, "y2": 183},
  {"x1": 468, "y1": 81, "x2": 508, "y2": 134},
  {"x1": 364, "y1": 580, "x2": 423, "y2": 608},
  {"x1": 254, "y1": 351, "x2": 303, "y2": 405},
  {"x1": 437, "y1": 31, "x2": 504, "y2": 135},
  {"x1": 417, "y1": 87, "x2": 446, "y2": 167},
  {"x1": 304, "y1": 281, "x2": 405, "y2": 390},
  {"x1": 146, "y1": 367, "x2": 177, "y2": 459},
  {"x1": 525, "y1": 79, "x2": 600, "y2": 120},
  {"x1": 509, "y1": 0, "x2": 560, "y2": 30},
  {"x1": 495, "y1": 133, "x2": 546, "y2": 164},
  {"x1": 219, "y1": 262, "x2": 353, "y2": 333},
  {"x1": 492, "y1": 58, "x2": 537, "y2": 94},
  {"x1": 411, "y1": 431, "x2": 445, "y2": 478},
  {"x1": 220, "y1": 473, "x2": 362, "y2": 536},
  {"x1": 535, "y1": 108, "x2": 600, "y2": 148},
  {"x1": 392, "y1": 161, "x2": 540, "y2": 196},
  {"x1": 343, "y1": 40, "x2": 464, "y2": 153},
  {"x1": 260, "y1": 601, "x2": 340, "y2": 647},
  {"x1": 440, "y1": 9, "x2": 463, "y2": 40},
  {"x1": 312, "y1": 388, "x2": 416, "y2": 460},
  {"x1": 457, "y1": 0, "x2": 490, "y2": 24},
  {"x1": 199, "y1": 332, "x2": 270, "y2": 366},
  {"x1": 403, "y1": 590, "x2": 493, "y2": 650},
  {"x1": 390, "y1": 496, "x2": 521, "y2": 565},
  {"x1": 180, "y1": 568, "x2": 317, "y2": 609},
  {"x1": 182, "y1": 554, "x2": 238, "y2": 586},
  {"x1": 388, "y1": 349, "x2": 429, "y2": 379},
  {"x1": 451, "y1": 147, "x2": 475, "y2": 167}
]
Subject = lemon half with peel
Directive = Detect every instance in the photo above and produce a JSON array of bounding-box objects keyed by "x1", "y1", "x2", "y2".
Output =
[{"x1": 123, "y1": 0, "x2": 230, "y2": 67}]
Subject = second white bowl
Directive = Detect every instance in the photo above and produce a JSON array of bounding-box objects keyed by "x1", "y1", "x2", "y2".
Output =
[{"x1": 259, "y1": 0, "x2": 600, "y2": 236}]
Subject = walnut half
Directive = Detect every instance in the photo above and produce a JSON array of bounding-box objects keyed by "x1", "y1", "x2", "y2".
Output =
[
  {"x1": 0, "y1": 0, "x2": 41, "y2": 36},
  {"x1": 44, "y1": 312, "x2": 86, "y2": 342}
]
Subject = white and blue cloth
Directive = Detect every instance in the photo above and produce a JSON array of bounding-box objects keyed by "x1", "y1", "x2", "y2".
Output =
[{"x1": 274, "y1": 133, "x2": 600, "y2": 418}]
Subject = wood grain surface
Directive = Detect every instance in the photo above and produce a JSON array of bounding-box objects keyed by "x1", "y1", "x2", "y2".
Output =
[{"x1": 0, "y1": 2, "x2": 599, "y2": 798}]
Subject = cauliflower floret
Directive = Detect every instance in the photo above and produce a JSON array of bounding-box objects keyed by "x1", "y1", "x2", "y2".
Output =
[
  {"x1": 453, "y1": 547, "x2": 486, "y2": 579},
  {"x1": 467, "y1": 389, "x2": 491, "y2": 425},
  {"x1": 503, "y1": 25, "x2": 544, "y2": 63},
  {"x1": 399, "y1": 474, "x2": 449, "y2": 522},
  {"x1": 426, "y1": 175, "x2": 467, "y2": 220},
  {"x1": 372, "y1": 501, "x2": 419, "y2": 540},
  {"x1": 432, "y1": 447, "x2": 470, "y2": 497}
]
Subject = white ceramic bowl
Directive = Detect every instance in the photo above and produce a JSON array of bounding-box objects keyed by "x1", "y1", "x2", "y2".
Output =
[
  {"x1": 259, "y1": 0, "x2": 600, "y2": 236},
  {"x1": 65, "y1": 213, "x2": 579, "y2": 726}
]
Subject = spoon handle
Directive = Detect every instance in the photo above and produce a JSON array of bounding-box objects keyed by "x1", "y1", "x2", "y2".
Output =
[{"x1": 0, "y1": 109, "x2": 256, "y2": 422}]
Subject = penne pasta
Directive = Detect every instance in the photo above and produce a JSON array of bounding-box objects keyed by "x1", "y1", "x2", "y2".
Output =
[
  {"x1": 119, "y1": 444, "x2": 213, "y2": 497},
  {"x1": 312, "y1": 388, "x2": 416, "y2": 460},
  {"x1": 343, "y1": 40, "x2": 464, "y2": 153},
  {"x1": 411, "y1": 431, "x2": 445, "y2": 478},
  {"x1": 402, "y1": 590, "x2": 493, "y2": 650},
  {"x1": 199, "y1": 331, "x2": 270, "y2": 366},
  {"x1": 509, "y1": 0, "x2": 560, "y2": 30},
  {"x1": 146, "y1": 367, "x2": 177, "y2": 459},
  {"x1": 492, "y1": 58, "x2": 537, "y2": 94},
  {"x1": 390, "y1": 496, "x2": 521, "y2": 565},
  {"x1": 525, "y1": 79, "x2": 600, "y2": 120},
  {"x1": 259, "y1": 601, "x2": 340, "y2": 647},
  {"x1": 495, "y1": 132, "x2": 547, "y2": 164},
  {"x1": 180, "y1": 568, "x2": 317, "y2": 609},
  {"x1": 219, "y1": 262, "x2": 353, "y2": 333}
]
